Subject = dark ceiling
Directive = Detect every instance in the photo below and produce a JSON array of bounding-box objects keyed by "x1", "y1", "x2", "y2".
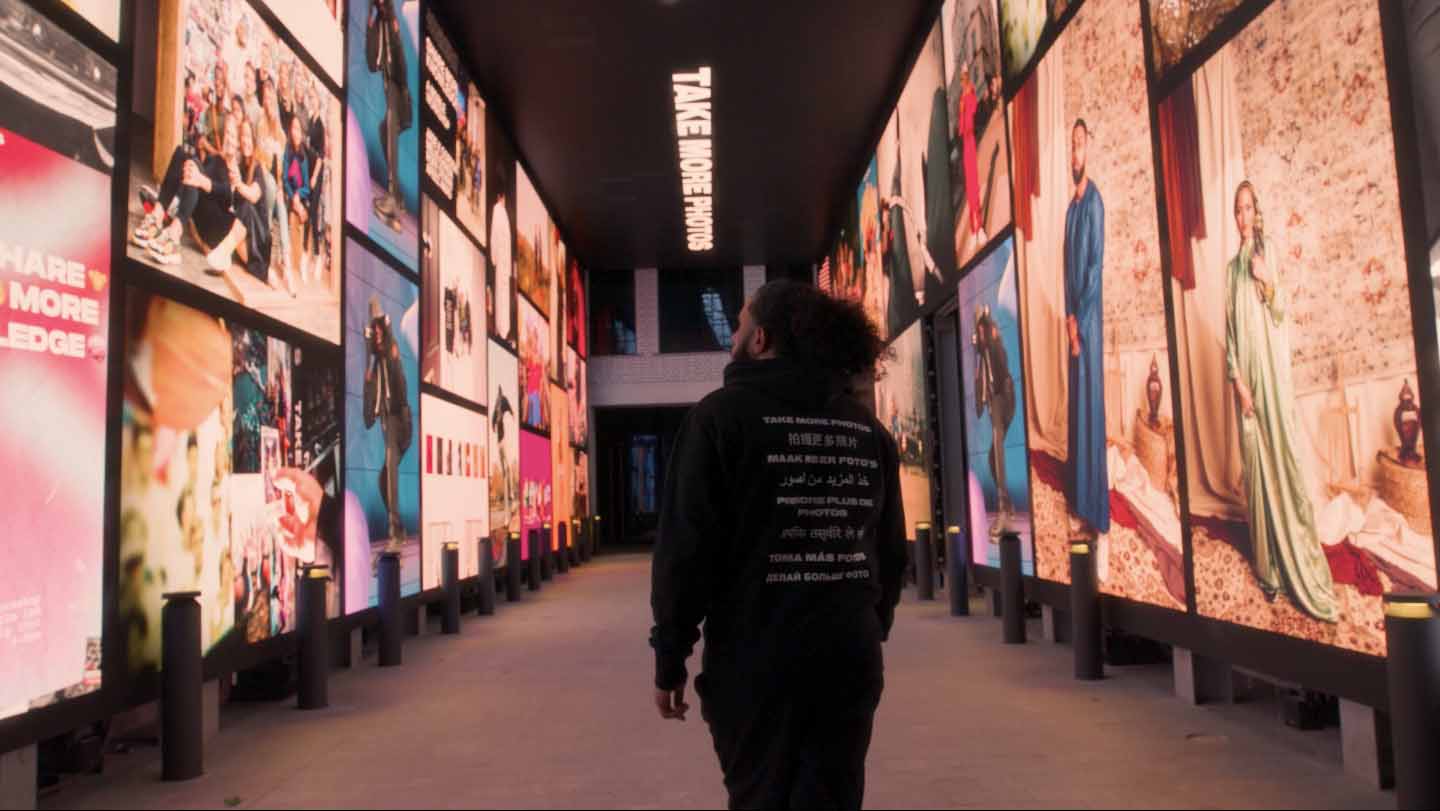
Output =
[{"x1": 437, "y1": 0, "x2": 935, "y2": 271}]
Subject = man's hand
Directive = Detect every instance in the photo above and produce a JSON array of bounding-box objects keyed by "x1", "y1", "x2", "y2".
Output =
[{"x1": 655, "y1": 685, "x2": 689, "y2": 721}]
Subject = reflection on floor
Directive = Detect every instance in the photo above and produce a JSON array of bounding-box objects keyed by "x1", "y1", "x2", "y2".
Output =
[{"x1": 39, "y1": 554, "x2": 1390, "y2": 810}]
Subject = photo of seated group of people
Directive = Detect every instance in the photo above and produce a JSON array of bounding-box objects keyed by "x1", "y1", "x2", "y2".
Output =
[{"x1": 129, "y1": 0, "x2": 343, "y2": 343}]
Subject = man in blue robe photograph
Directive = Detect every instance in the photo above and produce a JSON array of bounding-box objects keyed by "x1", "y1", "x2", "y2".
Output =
[{"x1": 1064, "y1": 118, "x2": 1109, "y2": 542}]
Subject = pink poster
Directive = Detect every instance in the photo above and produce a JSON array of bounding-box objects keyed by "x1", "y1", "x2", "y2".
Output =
[
  {"x1": 0, "y1": 127, "x2": 111, "y2": 716},
  {"x1": 520, "y1": 429, "x2": 552, "y2": 560}
]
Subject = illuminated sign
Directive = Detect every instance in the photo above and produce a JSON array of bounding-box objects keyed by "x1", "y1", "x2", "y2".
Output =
[{"x1": 672, "y1": 67, "x2": 714, "y2": 252}]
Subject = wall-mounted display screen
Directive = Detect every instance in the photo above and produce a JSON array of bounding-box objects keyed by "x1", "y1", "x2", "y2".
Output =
[
  {"x1": 486, "y1": 116, "x2": 516, "y2": 348},
  {"x1": 128, "y1": 0, "x2": 343, "y2": 343},
  {"x1": 552, "y1": 383, "x2": 571, "y2": 541},
  {"x1": 421, "y1": 9, "x2": 485, "y2": 245},
  {"x1": 487, "y1": 339, "x2": 519, "y2": 562},
  {"x1": 0, "y1": 0, "x2": 115, "y2": 716},
  {"x1": 942, "y1": 0, "x2": 1013, "y2": 272},
  {"x1": 575, "y1": 450, "x2": 590, "y2": 521},
  {"x1": 1161, "y1": 0, "x2": 1435, "y2": 654},
  {"x1": 421, "y1": 195, "x2": 486, "y2": 405},
  {"x1": 1010, "y1": 0, "x2": 1184, "y2": 611},
  {"x1": 256, "y1": 0, "x2": 343, "y2": 86},
  {"x1": 876, "y1": 22, "x2": 957, "y2": 339},
  {"x1": 957, "y1": 237, "x2": 1034, "y2": 574},
  {"x1": 421, "y1": 393, "x2": 485, "y2": 588},
  {"x1": 567, "y1": 257, "x2": 586, "y2": 356},
  {"x1": 519, "y1": 295, "x2": 550, "y2": 434},
  {"x1": 1403, "y1": 1, "x2": 1440, "y2": 355},
  {"x1": 57, "y1": 0, "x2": 118, "y2": 41},
  {"x1": 515, "y1": 165, "x2": 551, "y2": 317},
  {"x1": 346, "y1": 0, "x2": 420, "y2": 272},
  {"x1": 344, "y1": 239, "x2": 420, "y2": 611},
  {"x1": 118, "y1": 291, "x2": 342, "y2": 675},
  {"x1": 520, "y1": 428, "x2": 552, "y2": 559},
  {"x1": 997, "y1": 0, "x2": 1067, "y2": 86},
  {"x1": 551, "y1": 237, "x2": 565, "y2": 382},
  {"x1": 567, "y1": 347, "x2": 587, "y2": 449},
  {"x1": 876, "y1": 319, "x2": 932, "y2": 538},
  {"x1": 1145, "y1": 0, "x2": 1247, "y2": 79}
]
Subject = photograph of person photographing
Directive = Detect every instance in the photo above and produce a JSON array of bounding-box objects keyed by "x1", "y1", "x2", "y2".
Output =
[{"x1": 363, "y1": 294, "x2": 413, "y2": 559}]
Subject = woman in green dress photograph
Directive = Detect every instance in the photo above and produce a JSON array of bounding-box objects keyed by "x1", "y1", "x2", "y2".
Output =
[{"x1": 1225, "y1": 180, "x2": 1339, "y2": 623}]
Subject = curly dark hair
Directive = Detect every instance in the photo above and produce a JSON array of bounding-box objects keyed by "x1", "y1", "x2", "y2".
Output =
[{"x1": 747, "y1": 280, "x2": 889, "y2": 379}]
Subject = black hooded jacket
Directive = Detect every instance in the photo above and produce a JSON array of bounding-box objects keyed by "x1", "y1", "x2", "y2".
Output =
[{"x1": 649, "y1": 358, "x2": 908, "y2": 691}]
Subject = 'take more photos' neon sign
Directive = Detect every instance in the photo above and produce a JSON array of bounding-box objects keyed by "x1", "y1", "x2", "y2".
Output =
[{"x1": 672, "y1": 67, "x2": 714, "y2": 252}]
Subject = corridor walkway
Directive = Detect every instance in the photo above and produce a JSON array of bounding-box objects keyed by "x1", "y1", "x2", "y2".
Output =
[{"x1": 44, "y1": 554, "x2": 1387, "y2": 809}]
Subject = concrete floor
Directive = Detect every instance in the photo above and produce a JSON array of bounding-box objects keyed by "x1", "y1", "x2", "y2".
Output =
[{"x1": 41, "y1": 554, "x2": 1389, "y2": 809}]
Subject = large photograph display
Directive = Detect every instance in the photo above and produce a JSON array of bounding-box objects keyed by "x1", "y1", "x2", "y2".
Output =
[
  {"x1": 566, "y1": 347, "x2": 588, "y2": 449},
  {"x1": 421, "y1": 195, "x2": 485, "y2": 405},
  {"x1": 854, "y1": 158, "x2": 886, "y2": 338},
  {"x1": 515, "y1": 165, "x2": 552, "y2": 317},
  {"x1": 828, "y1": 188, "x2": 863, "y2": 314},
  {"x1": 957, "y1": 237, "x2": 1034, "y2": 574},
  {"x1": 127, "y1": 0, "x2": 343, "y2": 343},
  {"x1": 1403, "y1": 0, "x2": 1440, "y2": 349},
  {"x1": 345, "y1": 0, "x2": 420, "y2": 272},
  {"x1": 421, "y1": 9, "x2": 486, "y2": 245},
  {"x1": 487, "y1": 340, "x2": 519, "y2": 561},
  {"x1": 997, "y1": 0, "x2": 1067, "y2": 85},
  {"x1": 519, "y1": 296, "x2": 551, "y2": 433},
  {"x1": 344, "y1": 240, "x2": 420, "y2": 610},
  {"x1": 520, "y1": 428, "x2": 552, "y2": 560},
  {"x1": 1010, "y1": 0, "x2": 1184, "y2": 611},
  {"x1": 255, "y1": 0, "x2": 343, "y2": 86},
  {"x1": 550, "y1": 237, "x2": 565, "y2": 381},
  {"x1": 421, "y1": 394, "x2": 485, "y2": 589},
  {"x1": 486, "y1": 119, "x2": 516, "y2": 347},
  {"x1": 567, "y1": 257, "x2": 586, "y2": 356},
  {"x1": 118, "y1": 292, "x2": 342, "y2": 675},
  {"x1": 0, "y1": 2, "x2": 114, "y2": 716},
  {"x1": 875, "y1": 320, "x2": 933, "y2": 538},
  {"x1": 575, "y1": 450, "x2": 590, "y2": 519},
  {"x1": 875, "y1": 23, "x2": 958, "y2": 339},
  {"x1": 1160, "y1": 0, "x2": 1436, "y2": 654},
  {"x1": 942, "y1": 0, "x2": 1013, "y2": 269},
  {"x1": 60, "y1": 0, "x2": 118, "y2": 41},
  {"x1": 1145, "y1": 0, "x2": 1247, "y2": 78},
  {"x1": 552, "y1": 383, "x2": 571, "y2": 541}
]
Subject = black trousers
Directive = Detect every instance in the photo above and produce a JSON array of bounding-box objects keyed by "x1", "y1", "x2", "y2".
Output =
[{"x1": 698, "y1": 648, "x2": 883, "y2": 810}]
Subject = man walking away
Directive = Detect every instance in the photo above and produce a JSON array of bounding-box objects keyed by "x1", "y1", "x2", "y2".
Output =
[{"x1": 651, "y1": 280, "x2": 907, "y2": 810}]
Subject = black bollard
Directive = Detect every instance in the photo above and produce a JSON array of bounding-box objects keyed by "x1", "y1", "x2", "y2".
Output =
[
  {"x1": 1383, "y1": 593, "x2": 1440, "y2": 810},
  {"x1": 528, "y1": 529, "x2": 542, "y2": 591},
  {"x1": 573, "y1": 519, "x2": 585, "y2": 565},
  {"x1": 442, "y1": 542, "x2": 461, "y2": 634},
  {"x1": 161, "y1": 591, "x2": 203, "y2": 781},
  {"x1": 378, "y1": 552, "x2": 403, "y2": 667},
  {"x1": 557, "y1": 522, "x2": 571, "y2": 573},
  {"x1": 1070, "y1": 542, "x2": 1103, "y2": 680},
  {"x1": 477, "y1": 537, "x2": 497, "y2": 615},
  {"x1": 947, "y1": 526, "x2": 969, "y2": 617},
  {"x1": 297, "y1": 566, "x2": 330, "y2": 710},
  {"x1": 593, "y1": 515, "x2": 603, "y2": 556},
  {"x1": 1000, "y1": 532, "x2": 1025, "y2": 644},
  {"x1": 581, "y1": 518, "x2": 592, "y2": 562},
  {"x1": 915, "y1": 523, "x2": 935, "y2": 601},
  {"x1": 506, "y1": 533, "x2": 523, "y2": 603},
  {"x1": 542, "y1": 523, "x2": 555, "y2": 580}
]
